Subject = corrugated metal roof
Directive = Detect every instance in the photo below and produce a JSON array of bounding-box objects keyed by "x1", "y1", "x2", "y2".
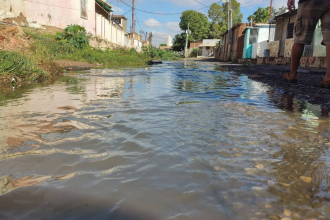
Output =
[{"x1": 199, "y1": 43, "x2": 216, "y2": 47}]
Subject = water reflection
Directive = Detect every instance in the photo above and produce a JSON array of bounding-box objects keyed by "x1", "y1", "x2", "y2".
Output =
[{"x1": 0, "y1": 62, "x2": 330, "y2": 219}]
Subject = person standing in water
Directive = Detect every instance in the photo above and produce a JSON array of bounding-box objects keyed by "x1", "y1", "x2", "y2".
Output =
[{"x1": 285, "y1": 0, "x2": 330, "y2": 87}]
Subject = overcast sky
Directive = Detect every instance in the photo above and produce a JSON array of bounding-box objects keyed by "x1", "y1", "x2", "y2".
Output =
[{"x1": 107, "y1": 0, "x2": 289, "y2": 46}]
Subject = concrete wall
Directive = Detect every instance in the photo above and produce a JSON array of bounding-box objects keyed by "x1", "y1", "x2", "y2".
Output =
[
  {"x1": 252, "y1": 43, "x2": 258, "y2": 59},
  {"x1": 313, "y1": 22, "x2": 326, "y2": 57},
  {"x1": 0, "y1": 0, "x2": 96, "y2": 34},
  {"x1": 217, "y1": 23, "x2": 249, "y2": 61},
  {"x1": 284, "y1": 38, "x2": 294, "y2": 57},
  {"x1": 267, "y1": 41, "x2": 279, "y2": 57},
  {"x1": 190, "y1": 41, "x2": 203, "y2": 48},
  {"x1": 275, "y1": 14, "x2": 297, "y2": 41},
  {"x1": 259, "y1": 41, "x2": 268, "y2": 57}
]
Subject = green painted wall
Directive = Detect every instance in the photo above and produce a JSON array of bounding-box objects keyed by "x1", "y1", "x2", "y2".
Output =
[{"x1": 313, "y1": 21, "x2": 326, "y2": 57}]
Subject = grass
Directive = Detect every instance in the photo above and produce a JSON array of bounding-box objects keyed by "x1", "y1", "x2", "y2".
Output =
[
  {"x1": 0, "y1": 28, "x2": 152, "y2": 86},
  {"x1": 26, "y1": 29, "x2": 151, "y2": 67}
]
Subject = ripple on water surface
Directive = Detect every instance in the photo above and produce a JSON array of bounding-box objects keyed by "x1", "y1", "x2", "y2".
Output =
[{"x1": 0, "y1": 61, "x2": 330, "y2": 220}]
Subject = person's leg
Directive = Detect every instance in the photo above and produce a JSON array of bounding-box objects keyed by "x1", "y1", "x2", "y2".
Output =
[
  {"x1": 323, "y1": 44, "x2": 330, "y2": 81},
  {"x1": 289, "y1": 43, "x2": 305, "y2": 78}
]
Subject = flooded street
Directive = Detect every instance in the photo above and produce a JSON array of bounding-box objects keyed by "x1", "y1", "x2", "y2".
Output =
[{"x1": 1, "y1": 61, "x2": 330, "y2": 220}]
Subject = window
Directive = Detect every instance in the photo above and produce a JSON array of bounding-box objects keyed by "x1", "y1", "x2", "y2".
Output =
[
  {"x1": 81, "y1": 0, "x2": 88, "y2": 19},
  {"x1": 287, "y1": 23, "x2": 294, "y2": 39},
  {"x1": 249, "y1": 29, "x2": 258, "y2": 45},
  {"x1": 206, "y1": 47, "x2": 210, "y2": 50}
]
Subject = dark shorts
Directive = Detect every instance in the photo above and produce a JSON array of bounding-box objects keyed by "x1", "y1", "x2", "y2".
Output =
[{"x1": 295, "y1": 0, "x2": 330, "y2": 45}]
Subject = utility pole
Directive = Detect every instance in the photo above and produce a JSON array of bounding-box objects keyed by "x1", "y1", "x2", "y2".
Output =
[
  {"x1": 131, "y1": 0, "x2": 135, "y2": 48},
  {"x1": 185, "y1": 22, "x2": 190, "y2": 58},
  {"x1": 268, "y1": 0, "x2": 273, "y2": 41},
  {"x1": 227, "y1": 0, "x2": 232, "y2": 61},
  {"x1": 148, "y1": 32, "x2": 153, "y2": 47}
]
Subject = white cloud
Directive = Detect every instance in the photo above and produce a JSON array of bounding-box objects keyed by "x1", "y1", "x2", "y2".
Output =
[
  {"x1": 144, "y1": 18, "x2": 162, "y2": 28},
  {"x1": 152, "y1": 31, "x2": 176, "y2": 46},
  {"x1": 165, "y1": 22, "x2": 181, "y2": 33},
  {"x1": 159, "y1": 0, "x2": 200, "y2": 7},
  {"x1": 111, "y1": 6, "x2": 124, "y2": 14}
]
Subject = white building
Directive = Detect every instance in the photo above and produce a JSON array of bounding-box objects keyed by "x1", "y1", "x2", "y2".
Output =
[
  {"x1": 165, "y1": 35, "x2": 173, "y2": 47},
  {"x1": 198, "y1": 39, "x2": 220, "y2": 57}
]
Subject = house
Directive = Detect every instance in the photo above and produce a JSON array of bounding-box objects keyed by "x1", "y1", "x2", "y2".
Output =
[
  {"x1": 242, "y1": 23, "x2": 276, "y2": 59},
  {"x1": 273, "y1": 10, "x2": 297, "y2": 57},
  {"x1": 0, "y1": 0, "x2": 142, "y2": 50},
  {"x1": 216, "y1": 23, "x2": 249, "y2": 61},
  {"x1": 272, "y1": 10, "x2": 325, "y2": 58},
  {"x1": 198, "y1": 39, "x2": 220, "y2": 57},
  {"x1": 159, "y1": 46, "x2": 172, "y2": 51},
  {"x1": 190, "y1": 40, "x2": 203, "y2": 49},
  {"x1": 111, "y1": 15, "x2": 128, "y2": 32}
]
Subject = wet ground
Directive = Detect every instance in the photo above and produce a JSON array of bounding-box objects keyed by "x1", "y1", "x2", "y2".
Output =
[
  {"x1": 225, "y1": 63, "x2": 330, "y2": 110},
  {"x1": 1, "y1": 61, "x2": 330, "y2": 220}
]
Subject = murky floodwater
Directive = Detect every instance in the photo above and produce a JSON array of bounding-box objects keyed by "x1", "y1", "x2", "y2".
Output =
[{"x1": 1, "y1": 61, "x2": 330, "y2": 220}]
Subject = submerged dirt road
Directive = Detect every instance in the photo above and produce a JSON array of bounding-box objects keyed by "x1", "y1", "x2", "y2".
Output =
[{"x1": 0, "y1": 61, "x2": 330, "y2": 220}]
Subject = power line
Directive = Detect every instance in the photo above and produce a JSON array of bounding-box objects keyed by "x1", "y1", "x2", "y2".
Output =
[
  {"x1": 119, "y1": 0, "x2": 222, "y2": 15},
  {"x1": 194, "y1": 0, "x2": 208, "y2": 7}
]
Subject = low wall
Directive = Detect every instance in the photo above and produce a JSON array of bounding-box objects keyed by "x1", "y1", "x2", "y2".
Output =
[
  {"x1": 239, "y1": 57, "x2": 327, "y2": 68},
  {"x1": 89, "y1": 38, "x2": 123, "y2": 50}
]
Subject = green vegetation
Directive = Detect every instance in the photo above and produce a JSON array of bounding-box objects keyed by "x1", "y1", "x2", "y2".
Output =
[
  {"x1": 143, "y1": 47, "x2": 180, "y2": 61},
  {"x1": 159, "y1": 44, "x2": 167, "y2": 46},
  {"x1": 27, "y1": 29, "x2": 151, "y2": 66},
  {"x1": 208, "y1": 1, "x2": 243, "y2": 39},
  {"x1": 191, "y1": 48, "x2": 199, "y2": 57},
  {"x1": 248, "y1": 6, "x2": 286, "y2": 23},
  {"x1": 55, "y1": 25, "x2": 89, "y2": 49},
  {"x1": 0, "y1": 49, "x2": 60, "y2": 85},
  {"x1": 0, "y1": 26, "x2": 152, "y2": 86},
  {"x1": 173, "y1": 10, "x2": 210, "y2": 51}
]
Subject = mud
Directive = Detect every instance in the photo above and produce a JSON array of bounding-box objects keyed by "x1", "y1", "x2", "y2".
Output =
[{"x1": 224, "y1": 64, "x2": 330, "y2": 110}]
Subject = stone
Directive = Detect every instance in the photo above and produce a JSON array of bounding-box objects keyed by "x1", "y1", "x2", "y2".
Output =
[
  {"x1": 292, "y1": 213, "x2": 300, "y2": 218},
  {"x1": 252, "y1": 186, "x2": 265, "y2": 191},
  {"x1": 265, "y1": 204, "x2": 271, "y2": 208},
  {"x1": 269, "y1": 216, "x2": 280, "y2": 220},
  {"x1": 300, "y1": 176, "x2": 312, "y2": 183},
  {"x1": 255, "y1": 164, "x2": 264, "y2": 169},
  {"x1": 283, "y1": 209, "x2": 291, "y2": 217},
  {"x1": 281, "y1": 218, "x2": 291, "y2": 220}
]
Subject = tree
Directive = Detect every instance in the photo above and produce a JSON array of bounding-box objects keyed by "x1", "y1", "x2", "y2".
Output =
[
  {"x1": 172, "y1": 33, "x2": 186, "y2": 52},
  {"x1": 160, "y1": 44, "x2": 167, "y2": 46},
  {"x1": 247, "y1": 7, "x2": 270, "y2": 23},
  {"x1": 207, "y1": 1, "x2": 243, "y2": 36},
  {"x1": 248, "y1": 6, "x2": 287, "y2": 23},
  {"x1": 179, "y1": 10, "x2": 210, "y2": 41},
  {"x1": 209, "y1": 23, "x2": 222, "y2": 39},
  {"x1": 172, "y1": 10, "x2": 210, "y2": 51}
]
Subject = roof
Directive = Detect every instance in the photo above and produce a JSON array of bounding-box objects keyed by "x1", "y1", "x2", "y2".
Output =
[
  {"x1": 275, "y1": 9, "x2": 297, "y2": 20},
  {"x1": 221, "y1": 23, "x2": 250, "y2": 36},
  {"x1": 112, "y1": 15, "x2": 128, "y2": 20},
  {"x1": 95, "y1": 0, "x2": 113, "y2": 13},
  {"x1": 199, "y1": 43, "x2": 216, "y2": 47}
]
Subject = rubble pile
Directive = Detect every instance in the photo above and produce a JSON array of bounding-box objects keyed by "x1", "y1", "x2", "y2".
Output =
[{"x1": 0, "y1": 23, "x2": 30, "y2": 51}]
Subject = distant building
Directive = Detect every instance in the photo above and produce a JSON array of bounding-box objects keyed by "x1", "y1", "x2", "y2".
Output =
[
  {"x1": 197, "y1": 39, "x2": 220, "y2": 57},
  {"x1": 242, "y1": 23, "x2": 276, "y2": 59},
  {"x1": 159, "y1": 46, "x2": 172, "y2": 51},
  {"x1": 0, "y1": 0, "x2": 143, "y2": 50},
  {"x1": 216, "y1": 23, "x2": 249, "y2": 61},
  {"x1": 165, "y1": 35, "x2": 173, "y2": 47},
  {"x1": 111, "y1": 15, "x2": 128, "y2": 32},
  {"x1": 190, "y1": 40, "x2": 203, "y2": 49}
]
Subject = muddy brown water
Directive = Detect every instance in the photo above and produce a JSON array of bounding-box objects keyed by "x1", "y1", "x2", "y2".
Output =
[{"x1": 1, "y1": 61, "x2": 330, "y2": 220}]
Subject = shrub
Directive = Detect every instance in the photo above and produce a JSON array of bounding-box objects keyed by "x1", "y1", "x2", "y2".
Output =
[{"x1": 55, "y1": 25, "x2": 89, "y2": 49}]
